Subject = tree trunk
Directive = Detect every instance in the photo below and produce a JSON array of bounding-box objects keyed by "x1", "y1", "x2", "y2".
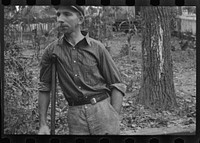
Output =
[
  {"x1": 137, "y1": 7, "x2": 178, "y2": 111},
  {"x1": 135, "y1": 6, "x2": 141, "y2": 16},
  {"x1": 177, "y1": 7, "x2": 182, "y2": 38}
]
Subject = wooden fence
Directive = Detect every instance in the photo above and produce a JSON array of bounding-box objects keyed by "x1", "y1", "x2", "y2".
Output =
[
  {"x1": 176, "y1": 15, "x2": 196, "y2": 35},
  {"x1": 14, "y1": 22, "x2": 56, "y2": 34},
  {"x1": 10, "y1": 22, "x2": 57, "y2": 43}
]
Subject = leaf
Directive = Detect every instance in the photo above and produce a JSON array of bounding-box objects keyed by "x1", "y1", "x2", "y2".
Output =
[
  {"x1": 131, "y1": 124, "x2": 137, "y2": 128},
  {"x1": 185, "y1": 98, "x2": 191, "y2": 103},
  {"x1": 183, "y1": 118, "x2": 195, "y2": 125},
  {"x1": 122, "y1": 102, "x2": 130, "y2": 107},
  {"x1": 128, "y1": 100, "x2": 133, "y2": 104}
]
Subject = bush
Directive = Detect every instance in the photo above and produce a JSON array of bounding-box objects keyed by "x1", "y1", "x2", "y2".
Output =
[
  {"x1": 119, "y1": 44, "x2": 129, "y2": 57},
  {"x1": 4, "y1": 39, "x2": 39, "y2": 134}
]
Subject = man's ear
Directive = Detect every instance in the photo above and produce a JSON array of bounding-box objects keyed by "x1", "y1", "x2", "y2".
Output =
[{"x1": 78, "y1": 15, "x2": 84, "y2": 25}]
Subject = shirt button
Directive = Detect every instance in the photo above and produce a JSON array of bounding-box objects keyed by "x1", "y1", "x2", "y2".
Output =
[
  {"x1": 75, "y1": 74, "x2": 78, "y2": 77},
  {"x1": 78, "y1": 86, "x2": 81, "y2": 89},
  {"x1": 85, "y1": 105, "x2": 87, "y2": 109},
  {"x1": 74, "y1": 60, "x2": 76, "y2": 63}
]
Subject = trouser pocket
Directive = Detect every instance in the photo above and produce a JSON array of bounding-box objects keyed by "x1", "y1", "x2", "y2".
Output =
[
  {"x1": 91, "y1": 97, "x2": 120, "y2": 134},
  {"x1": 106, "y1": 98, "x2": 120, "y2": 119}
]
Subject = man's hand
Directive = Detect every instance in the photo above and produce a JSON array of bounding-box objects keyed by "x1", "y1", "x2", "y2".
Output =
[
  {"x1": 38, "y1": 125, "x2": 50, "y2": 135},
  {"x1": 38, "y1": 91, "x2": 50, "y2": 135}
]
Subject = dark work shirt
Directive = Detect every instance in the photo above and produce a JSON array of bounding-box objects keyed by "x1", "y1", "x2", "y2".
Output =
[{"x1": 38, "y1": 31, "x2": 126, "y2": 102}]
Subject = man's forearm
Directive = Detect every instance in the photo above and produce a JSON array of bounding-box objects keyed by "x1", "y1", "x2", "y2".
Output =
[
  {"x1": 110, "y1": 88, "x2": 123, "y2": 114},
  {"x1": 38, "y1": 91, "x2": 50, "y2": 126}
]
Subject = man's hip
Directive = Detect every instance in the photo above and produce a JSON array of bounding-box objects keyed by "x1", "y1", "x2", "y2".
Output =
[{"x1": 67, "y1": 97, "x2": 120, "y2": 135}]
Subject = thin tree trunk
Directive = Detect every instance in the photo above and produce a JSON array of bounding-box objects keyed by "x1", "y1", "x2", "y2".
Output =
[
  {"x1": 137, "y1": 7, "x2": 178, "y2": 111},
  {"x1": 177, "y1": 7, "x2": 182, "y2": 38}
]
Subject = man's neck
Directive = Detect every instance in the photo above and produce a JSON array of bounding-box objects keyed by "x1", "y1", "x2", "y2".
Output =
[{"x1": 64, "y1": 30, "x2": 84, "y2": 46}]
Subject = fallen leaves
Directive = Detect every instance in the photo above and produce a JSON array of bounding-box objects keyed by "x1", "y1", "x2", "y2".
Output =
[{"x1": 114, "y1": 55, "x2": 142, "y2": 92}]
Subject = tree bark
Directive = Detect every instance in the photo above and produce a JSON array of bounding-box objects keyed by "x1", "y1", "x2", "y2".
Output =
[{"x1": 137, "y1": 7, "x2": 178, "y2": 111}]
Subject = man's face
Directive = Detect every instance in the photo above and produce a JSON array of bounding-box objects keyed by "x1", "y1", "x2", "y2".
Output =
[{"x1": 56, "y1": 7, "x2": 82, "y2": 34}]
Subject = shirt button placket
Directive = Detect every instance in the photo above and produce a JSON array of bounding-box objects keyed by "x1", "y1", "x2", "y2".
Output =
[{"x1": 72, "y1": 47, "x2": 80, "y2": 88}]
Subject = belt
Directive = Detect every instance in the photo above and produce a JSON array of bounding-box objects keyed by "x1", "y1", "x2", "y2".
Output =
[{"x1": 68, "y1": 93, "x2": 109, "y2": 106}]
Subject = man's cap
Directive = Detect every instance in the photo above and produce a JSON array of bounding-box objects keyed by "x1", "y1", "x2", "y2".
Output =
[{"x1": 54, "y1": 6, "x2": 84, "y2": 17}]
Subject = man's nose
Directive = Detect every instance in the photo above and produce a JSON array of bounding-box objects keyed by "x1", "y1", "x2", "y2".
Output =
[
  {"x1": 57, "y1": 21, "x2": 64, "y2": 25},
  {"x1": 57, "y1": 16, "x2": 64, "y2": 24}
]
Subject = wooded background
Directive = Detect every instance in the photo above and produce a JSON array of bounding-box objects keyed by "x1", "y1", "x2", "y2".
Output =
[{"x1": 3, "y1": 6, "x2": 196, "y2": 135}]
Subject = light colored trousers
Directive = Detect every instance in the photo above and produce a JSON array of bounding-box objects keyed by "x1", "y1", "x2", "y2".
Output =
[{"x1": 67, "y1": 97, "x2": 120, "y2": 135}]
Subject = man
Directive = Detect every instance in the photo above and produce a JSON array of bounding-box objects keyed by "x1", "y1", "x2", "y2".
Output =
[{"x1": 38, "y1": 6, "x2": 126, "y2": 135}]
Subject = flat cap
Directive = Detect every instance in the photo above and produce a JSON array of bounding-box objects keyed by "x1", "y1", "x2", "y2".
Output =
[{"x1": 54, "y1": 6, "x2": 84, "y2": 17}]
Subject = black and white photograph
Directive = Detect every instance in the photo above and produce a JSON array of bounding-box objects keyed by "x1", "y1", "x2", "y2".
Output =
[{"x1": 3, "y1": 6, "x2": 196, "y2": 135}]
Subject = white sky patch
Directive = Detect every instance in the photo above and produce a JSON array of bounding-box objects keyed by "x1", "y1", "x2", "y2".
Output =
[{"x1": 15, "y1": 6, "x2": 19, "y2": 11}]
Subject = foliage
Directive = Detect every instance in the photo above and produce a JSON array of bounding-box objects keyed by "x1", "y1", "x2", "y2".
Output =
[
  {"x1": 4, "y1": 36, "x2": 38, "y2": 134},
  {"x1": 3, "y1": 6, "x2": 56, "y2": 134},
  {"x1": 119, "y1": 44, "x2": 129, "y2": 56},
  {"x1": 82, "y1": 6, "x2": 116, "y2": 41},
  {"x1": 168, "y1": 7, "x2": 179, "y2": 32}
]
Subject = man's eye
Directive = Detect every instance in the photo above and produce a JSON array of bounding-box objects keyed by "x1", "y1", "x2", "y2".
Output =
[
  {"x1": 63, "y1": 12, "x2": 70, "y2": 16},
  {"x1": 56, "y1": 12, "x2": 60, "y2": 17}
]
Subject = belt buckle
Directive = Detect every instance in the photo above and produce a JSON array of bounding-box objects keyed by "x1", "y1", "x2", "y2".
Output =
[{"x1": 90, "y1": 98, "x2": 97, "y2": 105}]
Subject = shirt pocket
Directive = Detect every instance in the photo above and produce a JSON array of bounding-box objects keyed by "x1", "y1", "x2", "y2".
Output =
[
  {"x1": 80, "y1": 58, "x2": 100, "y2": 86},
  {"x1": 78, "y1": 51, "x2": 100, "y2": 86},
  {"x1": 82, "y1": 64, "x2": 99, "y2": 86}
]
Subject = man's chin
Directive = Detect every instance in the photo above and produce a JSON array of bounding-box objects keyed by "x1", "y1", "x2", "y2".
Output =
[
  {"x1": 64, "y1": 30, "x2": 72, "y2": 34},
  {"x1": 59, "y1": 27, "x2": 70, "y2": 32},
  {"x1": 63, "y1": 30, "x2": 73, "y2": 36}
]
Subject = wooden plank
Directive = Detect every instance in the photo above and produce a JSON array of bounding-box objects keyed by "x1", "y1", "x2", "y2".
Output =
[{"x1": 120, "y1": 124, "x2": 196, "y2": 135}]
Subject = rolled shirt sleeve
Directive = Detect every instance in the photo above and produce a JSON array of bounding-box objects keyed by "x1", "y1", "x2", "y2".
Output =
[
  {"x1": 99, "y1": 44, "x2": 127, "y2": 96},
  {"x1": 110, "y1": 83, "x2": 127, "y2": 96},
  {"x1": 38, "y1": 45, "x2": 53, "y2": 92}
]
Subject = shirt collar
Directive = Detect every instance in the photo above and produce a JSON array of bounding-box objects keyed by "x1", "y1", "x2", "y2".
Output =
[
  {"x1": 81, "y1": 31, "x2": 91, "y2": 46},
  {"x1": 58, "y1": 31, "x2": 91, "y2": 47},
  {"x1": 57, "y1": 34, "x2": 65, "y2": 46}
]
